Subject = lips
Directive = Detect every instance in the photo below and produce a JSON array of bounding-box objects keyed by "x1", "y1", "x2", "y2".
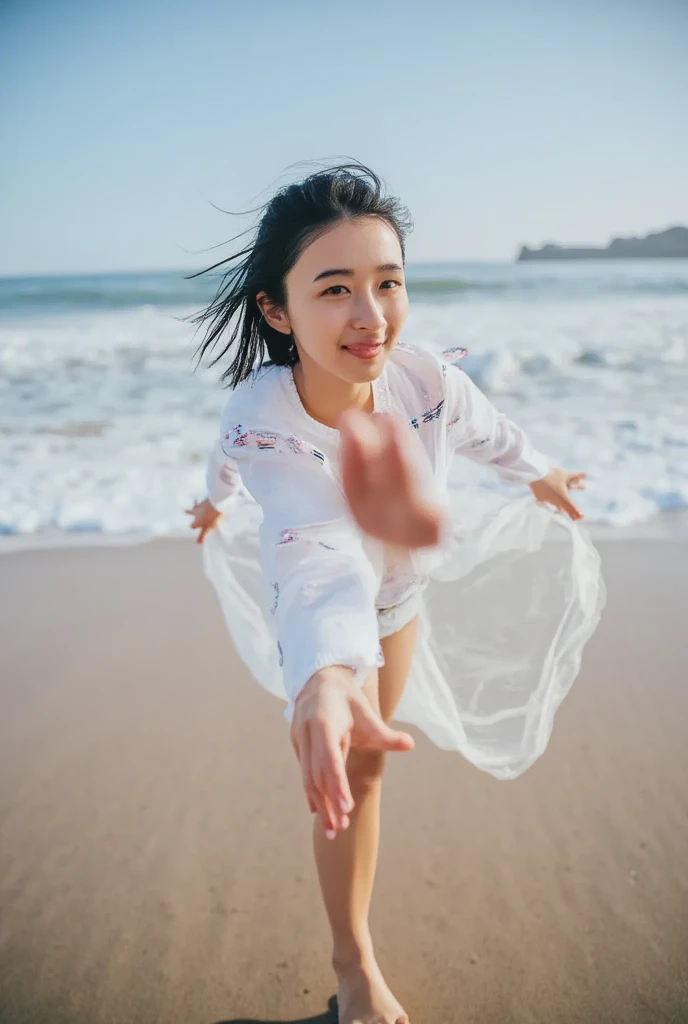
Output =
[{"x1": 343, "y1": 342, "x2": 384, "y2": 360}]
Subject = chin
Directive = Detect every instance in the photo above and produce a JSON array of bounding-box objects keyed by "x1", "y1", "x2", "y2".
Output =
[
  {"x1": 338, "y1": 344, "x2": 392, "y2": 383},
  {"x1": 357, "y1": 358, "x2": 385, "y2": 379}
]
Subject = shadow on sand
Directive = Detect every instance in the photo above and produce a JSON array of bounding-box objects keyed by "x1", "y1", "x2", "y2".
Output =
[{"x1": 213, "y1": 992, "x2": 339, "y2": 1024}]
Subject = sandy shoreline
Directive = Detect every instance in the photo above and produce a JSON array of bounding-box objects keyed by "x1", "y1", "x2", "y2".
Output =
[
  {"x1": 2, "y1": 505, "x2": 688, "y2": 557},
  {"x1": 1, "y1": 537, "x2": 687, "y2": 1023}
]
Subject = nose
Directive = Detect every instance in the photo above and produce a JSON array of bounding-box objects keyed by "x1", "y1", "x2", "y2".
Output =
[{"x1": 350, "y1": 290, "x2": 386, "y2": 331}]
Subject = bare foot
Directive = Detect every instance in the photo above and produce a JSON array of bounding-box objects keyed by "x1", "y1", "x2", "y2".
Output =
[{"x1": 334, "y1": 954, "x2": 410, "y2": 1024}]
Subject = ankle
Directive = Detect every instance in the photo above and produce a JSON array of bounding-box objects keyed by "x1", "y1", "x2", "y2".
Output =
[{"x1": 332, "y1": 935, "x2": 376, "y2": 971}]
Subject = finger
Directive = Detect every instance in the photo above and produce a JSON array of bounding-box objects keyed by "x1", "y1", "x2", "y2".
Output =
[
  {"x1": 378, "y1": 726, "x2": 415, "y2": 752},
  {"x1": 313, "y1": 788, "x2": 333, "y2": 835},
  {"x1": 313, "y1": 777, "x2": 337, "y2": 837},
  {"x1": 321, "y1": 727, "x2": 355, "y2": 818},
  {"x1": 558, "y1": 494, "x2": 583, "y2": 521},
  {"x1": 404, "y1": 502, "x2": 444, "y2": 548},
  {"x1": 376, "y1": 415, "x2": 410, "y2": 492},
  {"x1": 322, "y1": 788, "x2": 342, "y2": 836},
  {"x1": 383, "y1": 416, "x2": 444, "y2": 547},
  {"x1": 339, "y1": 411, "x2": 373, "y2": 506},
  {"x1": 296, "y1": 727, "x2": 311, "y2": 790},
  {"x1": 299, "y1": 732, "x2": 335, "y2": 834},
  {"x1": 311, "y1": 729, "x2": 352, "y2": 829},
  {"x1": 354, "y1": 408, "x2": 385, "y2": 456},
  {"x1": 358, "y1": 708, "x2": 415, "y2": 752},
  {"x1": 340, "y1": 733, "x2": 355, "y2": 816},
  {"x1": 305, "y1": 773, "x2": 326, "y2": 821}
]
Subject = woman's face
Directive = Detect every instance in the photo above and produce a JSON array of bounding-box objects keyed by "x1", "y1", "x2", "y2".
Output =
[{"x1": 261, "y1": 216, "x2": 409, "y2": 385}]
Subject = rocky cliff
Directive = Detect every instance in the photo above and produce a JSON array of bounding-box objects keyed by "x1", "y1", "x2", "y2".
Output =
[{"x1": 517, "y1": 225, "x2": 688, "y2": 261}]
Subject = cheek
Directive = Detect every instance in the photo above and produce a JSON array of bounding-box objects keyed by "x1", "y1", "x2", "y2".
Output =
[{"x1": 294, "y1": 300, "x2": 346, "y2": 346}]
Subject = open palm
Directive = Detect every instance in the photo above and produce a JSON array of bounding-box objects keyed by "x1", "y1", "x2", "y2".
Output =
[{"x1": 339, "y1": 410, "x2": 446, "y2": 548}]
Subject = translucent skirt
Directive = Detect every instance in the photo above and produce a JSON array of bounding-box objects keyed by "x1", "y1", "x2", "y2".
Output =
[{"x1": 203, "y1": 496, "x2": 606, "y2": 780}]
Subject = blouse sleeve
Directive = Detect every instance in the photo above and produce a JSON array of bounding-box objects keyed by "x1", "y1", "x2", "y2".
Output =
[
  {"x1": 205, "y1": 438, "x2": 243, "y2": 512},
  {"x1": 223, "y1": 429, "x2": 382, "y2": 722},
  {"x1": 444, "y1": 361, "x2": 549, "y2": 484}
]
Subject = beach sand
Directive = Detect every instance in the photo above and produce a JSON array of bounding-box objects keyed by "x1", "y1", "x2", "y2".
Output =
[{"x1": 1, "y1": 536, "x2": 687, "y2": 1024}]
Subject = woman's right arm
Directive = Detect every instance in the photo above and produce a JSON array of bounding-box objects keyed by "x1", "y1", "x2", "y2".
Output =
[
  {"x1": 185, "y1": 438, "x2": 244, "y2": 543},
  {"x1": 230, "y1": 437, "x2": 415, "y2": 838},
  {"x1": 206, "y1": 437, "x2": 243, "y2": 511},
  {"x1": 290, "y1": 664, "x2": 414, "y2": 837}
]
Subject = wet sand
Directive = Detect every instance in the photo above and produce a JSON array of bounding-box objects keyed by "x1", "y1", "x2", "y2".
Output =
[{"x1": 1, "y1": 537, "x2": 687, "y2": 1023}]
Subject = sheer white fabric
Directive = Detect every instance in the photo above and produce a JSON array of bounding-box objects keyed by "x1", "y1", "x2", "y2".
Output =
[{"x1": 201, "y1": 343, "x2": 606, "y2": 779}]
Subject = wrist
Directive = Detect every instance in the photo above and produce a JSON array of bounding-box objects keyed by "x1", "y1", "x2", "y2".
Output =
[
  {"x1": 207, "y1": 494, "x2": 233, "y2": 515},
  {"x1": 296, "y1": 665, "x2": 356, "y2": 705},
  {"x1": 531, "y1": 467, "x2": 552, "y2": 485},
  {"x1": 310, "y1": 665, "x2": 356, "y2": 688}
]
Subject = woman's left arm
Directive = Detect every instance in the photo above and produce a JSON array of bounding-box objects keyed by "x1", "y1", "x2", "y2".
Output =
[{"x1": 446, "y1": 362, "x2": 586, "y2": 520}]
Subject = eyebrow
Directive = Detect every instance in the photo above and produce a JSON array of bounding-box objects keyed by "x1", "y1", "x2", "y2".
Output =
[{"x1": 312, "y1": 262, "x2": 403, "y2": 283}]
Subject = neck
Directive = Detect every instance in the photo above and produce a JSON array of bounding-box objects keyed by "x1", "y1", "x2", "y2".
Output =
[{"x1": 292, "y1": 357, "x2": 374, "y2": 429}]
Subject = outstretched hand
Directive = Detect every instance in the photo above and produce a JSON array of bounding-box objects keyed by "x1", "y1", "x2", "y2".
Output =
[
  {"x1": 339, "y1": 409, "x2": 447, "y2": 549},
  {"x1": 529, "y1": 468, "x2": 587, "y2": 521},
  {"x1": 290, "y1": 667, "x2": 415, "y2": 838},
  {"x1": 340, "y1": 409, "x2": 588, "y2": 542},
  {"x1": 184, "y1": 498, "x2": 224, "y2": 543}
]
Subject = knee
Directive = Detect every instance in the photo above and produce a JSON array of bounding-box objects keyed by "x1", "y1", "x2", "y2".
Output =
[{"x1": 346, "y1": 748, "x2": 386, "y2": 792}]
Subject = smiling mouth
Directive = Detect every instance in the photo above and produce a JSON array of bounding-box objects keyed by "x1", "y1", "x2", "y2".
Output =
[{"x1": 342, "y1": 341, "x2": 385, "y2": 359}]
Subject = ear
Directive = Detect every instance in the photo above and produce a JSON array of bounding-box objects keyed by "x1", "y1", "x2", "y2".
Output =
[{"x1": 256, "y1": 291, "x2": 292, "y2": 335}]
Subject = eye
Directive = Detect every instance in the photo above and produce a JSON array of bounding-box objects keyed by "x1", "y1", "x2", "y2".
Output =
[{"x1": 321, "y1": 279, "x2": 403, "y2": 296}]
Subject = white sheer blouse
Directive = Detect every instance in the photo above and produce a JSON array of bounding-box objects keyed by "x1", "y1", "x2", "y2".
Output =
[{"x1": 201, "y1": 343, "x2": 604, "y2": 779}]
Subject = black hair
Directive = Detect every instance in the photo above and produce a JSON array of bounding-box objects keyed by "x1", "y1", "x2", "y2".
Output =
[{"x1": 183, "y1": 160, "x2": 413, "y2": 388}]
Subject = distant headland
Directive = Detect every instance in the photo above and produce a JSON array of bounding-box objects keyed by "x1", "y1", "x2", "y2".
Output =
[{"x1": 517, "y1": 225, "x2": 688, "y2": 261}]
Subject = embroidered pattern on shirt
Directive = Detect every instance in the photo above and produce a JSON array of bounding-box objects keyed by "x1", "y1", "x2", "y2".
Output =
[
  {"x1": 410, "y1": 399, "x2": 445, "y2": 430},
  {"x1": 270, "y1": 582, "x2": 279, "y2": 614},
  {"x1": 277, "y1": 640, "x2": 283, "y2": 667},
  {"x1": 276, "y1": 528, "x2": 299, "y2": 546},
  {"x1": 222, "y1": 424, "x2": 325, "y2": 464},
  {"x1": 423, "y1": 399, "x2": 445, "y2": 422},
  {"x1": 441, "y1": 345, "x2": 469, "y2": 365},
  {"x1": 470, "y1": 435, "x2": 492, "y2": 448},
  {"x1": 318, "y1": 541, "x2": 336, "y2": 550}
]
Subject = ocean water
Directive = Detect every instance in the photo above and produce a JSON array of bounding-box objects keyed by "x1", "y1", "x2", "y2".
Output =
[{"x1": 1, "y1": 260, "x2": 687, "y2": 547}]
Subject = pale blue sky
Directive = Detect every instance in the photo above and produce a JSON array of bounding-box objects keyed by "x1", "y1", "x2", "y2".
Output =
[{"x1": 1, "y1": 0, "x2": 686, "y2": 275}]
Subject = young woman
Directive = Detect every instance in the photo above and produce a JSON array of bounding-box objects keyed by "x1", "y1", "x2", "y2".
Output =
[{"x1": 184, "y1": 163, "x2": 604, "y2": 1024}]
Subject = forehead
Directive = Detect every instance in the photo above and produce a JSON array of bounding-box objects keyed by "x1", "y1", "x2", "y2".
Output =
[{"x1": 291, "y1": 217, "x2": 402, "y2": 279}]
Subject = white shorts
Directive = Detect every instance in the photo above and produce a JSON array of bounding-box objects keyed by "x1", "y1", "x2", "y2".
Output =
[{"x1": 376, "y1": 586, "x2": 425, "y2": 640}]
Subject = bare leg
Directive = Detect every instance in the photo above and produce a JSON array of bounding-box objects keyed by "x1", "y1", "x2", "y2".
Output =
[{"x1": 312, "y1": 615, "x2": 419, "y2": 1024}]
